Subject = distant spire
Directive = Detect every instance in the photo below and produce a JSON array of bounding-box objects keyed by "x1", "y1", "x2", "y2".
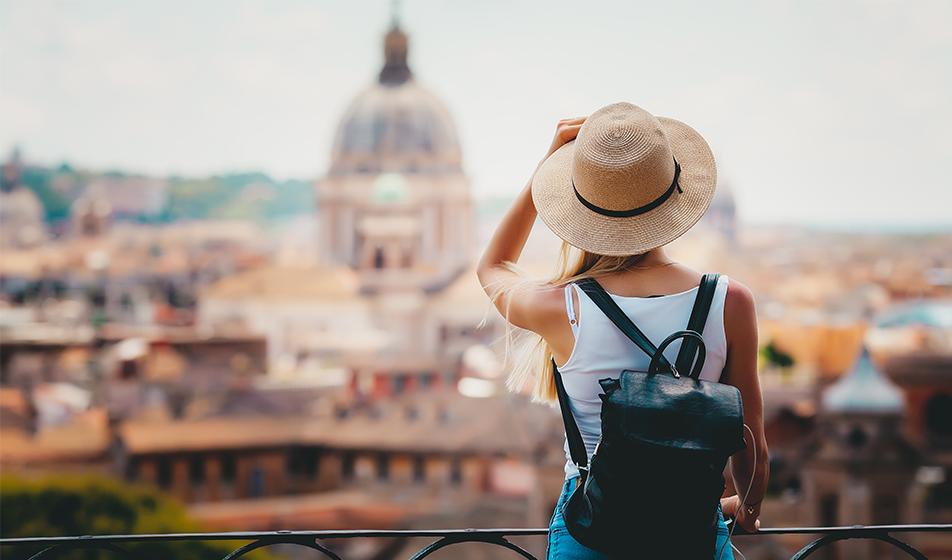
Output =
[
  {"x1": 1, "y1": 145, "x2": 23, "y2": 192},
  {"x1": 378, "y1": 1, "x2": 412, "y2": 86},
  {"x1": 390, "y1": 0, "x2": 402, "y2": 28}
]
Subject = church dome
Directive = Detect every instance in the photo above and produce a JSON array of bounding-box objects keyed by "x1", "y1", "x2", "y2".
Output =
[
  {"x1": 822, "y1": 347, "x2": 904, "y2": 415},
  {"x1": 0, "y1": 188, "x2": 43, "y2": 221},
  {"x1": 328, "y1": 24, "x2": 462, "y2": 176}
]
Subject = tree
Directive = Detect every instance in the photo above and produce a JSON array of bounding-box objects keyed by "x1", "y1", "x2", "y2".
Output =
[
  {"x1": 760, "y1": 341, "x2": 795, "y2": 370},
  {"x1": 0, "y1": 474, "x2": 276, "y2": 560}
]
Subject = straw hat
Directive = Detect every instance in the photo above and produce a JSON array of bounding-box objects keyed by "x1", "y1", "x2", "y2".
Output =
[{"x1": 531, "y1": 102, "x2": 716, "y2": 256}]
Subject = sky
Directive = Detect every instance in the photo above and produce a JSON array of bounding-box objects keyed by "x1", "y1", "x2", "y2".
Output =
[{"x1": 1, "y1": 0, "x2": 950, "y2": 229}]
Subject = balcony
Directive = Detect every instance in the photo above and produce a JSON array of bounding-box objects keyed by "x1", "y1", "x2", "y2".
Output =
[{"x1": 3, "y1": 524, "x2": 951, "y2": 560}]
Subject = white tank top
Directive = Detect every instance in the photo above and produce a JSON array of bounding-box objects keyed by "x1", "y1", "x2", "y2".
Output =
[{"x1": 557, "y1": 275, "x2": 730, "y2": 479}]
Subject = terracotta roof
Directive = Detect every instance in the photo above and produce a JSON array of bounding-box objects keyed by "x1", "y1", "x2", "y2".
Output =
[
  {"x1": 119, "y1": 389, "x2": 561, "y2": 456},
  {"x1": 0, "y1": 387, "x2": 28, "y2": 414},
  {"x1": 201, "y1": 265, "x2": 361, "y2": 302},
  {"x1": 0, "y1": 408, "x2": 110, "y2": 464}
]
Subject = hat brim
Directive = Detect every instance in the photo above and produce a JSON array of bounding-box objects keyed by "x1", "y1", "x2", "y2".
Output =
[{"x1": 531, "y1": 117, "x2": 716, "y2": 256}]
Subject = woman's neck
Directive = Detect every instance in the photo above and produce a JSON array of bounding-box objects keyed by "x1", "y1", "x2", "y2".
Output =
[{"x1": 636, "y1": 248, "x2": 674, "y2": 268}]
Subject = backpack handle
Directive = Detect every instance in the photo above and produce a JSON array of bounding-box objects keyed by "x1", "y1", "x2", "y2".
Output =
[{"x1": 648, "y1": 330, "x2": 707, "y2": 379}]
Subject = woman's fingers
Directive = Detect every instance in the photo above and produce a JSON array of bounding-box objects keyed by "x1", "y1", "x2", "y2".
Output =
[
  {"x1": 557, "y1": 123, "x2": 582, "y2": 141},
  {"x1": 544, "y1": 122, "x2": 583, "y2": 158},
  {"x1": 739, "y1": 514, "x2": 760, "y2": 533},
  {"x1": 540, "y1": 116, "x2": 587, "y2": 161},
  {"x1": 720, "y1": 495, "x2": 739, "y2": 518},
  {"x1": 558, "y1": 116, "x2": 586, "y2": 126},
  {"x1": 720, "y1": 495, "x2": 760, "y2": 532}
]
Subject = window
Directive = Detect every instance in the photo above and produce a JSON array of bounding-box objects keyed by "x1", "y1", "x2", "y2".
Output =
[
  {"x1": 413, "y1": 456, "x2": 425, "y2": 483},
  {"x1": 157, "y1": 457, "x2": 172, "y2": 488},
  {"x1": 288, "y1": 448, "x2": 320, "y2": 479},
  {"x1": 342, "y1": 452, "x2": 355, "y2": 481},
  {"x1": 377, "y1": 453, "x2": 390, "y2": 481},
  {"x1": 450, "y1": 458, "x2": 462, "y2": 486},
  {"x1": 125, "y1": 459, "x2": 138, "y2": 480},
  {"x1": 189, "y1": 456, "x2": 204, "y2": 484},
  {"x1": 846, "y1": 426, "x2": 868, "y2": 449},
  {"x1": 119, "y1": 360, "x2": 138, "y2": 380},
  {"x1": 248, "y1": 466, "x2": 265, "y2": 497},
  {"x1": 221, "y1": 455, "x2": 236, "y2": 483},
  {"x1": 393, "y1": 374, "x2": 406, "y2": 394},
  {"x1": 303, "y1": 449, "x2": 319, "y2": 479},
  {"x1": 419, "y1": 372, "x2": 433, "y2": 389}
]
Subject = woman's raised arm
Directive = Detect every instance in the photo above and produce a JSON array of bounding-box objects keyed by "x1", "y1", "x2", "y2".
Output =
[{"x1": 476, "y1": 118, "x2": 584, "y2": 332}]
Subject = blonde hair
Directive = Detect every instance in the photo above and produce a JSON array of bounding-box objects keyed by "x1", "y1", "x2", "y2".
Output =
[{"x1": 488, "y1": 241, "x2": 645, "y2": 403}]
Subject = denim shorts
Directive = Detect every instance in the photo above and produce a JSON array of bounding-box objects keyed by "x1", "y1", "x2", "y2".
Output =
[{"x1": 547, "y1": 476, "x2": 734, "y2": 559}]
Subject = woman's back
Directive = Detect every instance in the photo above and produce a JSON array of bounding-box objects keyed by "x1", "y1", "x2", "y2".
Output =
[
  {"x1": 557, "y1": 275, "x2": 730, "y2": 479},
  {"x1": 476, "y1": 104, "x2": 769, "y2": 553}
]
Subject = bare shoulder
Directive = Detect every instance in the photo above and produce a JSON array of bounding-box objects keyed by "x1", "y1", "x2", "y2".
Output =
[
  {"x1": 725, "y1": 278, "x2": 756, "y2": 316},
  {"x1": 503, "y1": 280, "x2": 568, "y2": 334},
  {"x1": 724, "y1": 278, "x2": 758, "y2": 347},
  {"x1": 523, "y1": 282, "x2": 569, "y2": 329}
]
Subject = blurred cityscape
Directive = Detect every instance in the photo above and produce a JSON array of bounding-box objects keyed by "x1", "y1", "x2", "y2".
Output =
[{"x1": 2, "y1": 15, "x2": 952, "y2": 560}]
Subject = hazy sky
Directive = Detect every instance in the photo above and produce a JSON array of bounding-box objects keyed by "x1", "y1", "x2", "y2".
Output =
[{"x1": 1, "y1": 0, "x2": 950, "y2": 229}]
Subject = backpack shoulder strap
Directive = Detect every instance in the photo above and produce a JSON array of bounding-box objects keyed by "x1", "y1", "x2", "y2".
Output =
[
  {"x1": 552, "y1": 359, "x2": 588, "y2": 475},
  {"x1": 575, "y1": 277, "x2": 673, "y2": 372},
  {"x1": 553, "y1": 276, "x2": 669, "y2": 478},
  {"x1": 554, "y1": 276, "x2": 719, "y2": 476},
  {"x1": 674, "y1": 273, "x2": 721, "y2": 378}
]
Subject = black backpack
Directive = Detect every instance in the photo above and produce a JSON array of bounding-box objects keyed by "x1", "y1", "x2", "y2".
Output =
[{"x1": 553, "y1": 274, "x2": 746, "y2": 558}]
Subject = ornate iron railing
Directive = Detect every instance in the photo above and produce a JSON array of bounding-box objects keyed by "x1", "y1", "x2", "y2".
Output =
[{"x1": 2, "y1": 524, "x2": 950, "y2": 560}]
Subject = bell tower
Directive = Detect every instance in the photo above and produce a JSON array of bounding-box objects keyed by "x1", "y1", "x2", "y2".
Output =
[{"x1": 802, "y1": 348, "x2": 920, "y2": 559}]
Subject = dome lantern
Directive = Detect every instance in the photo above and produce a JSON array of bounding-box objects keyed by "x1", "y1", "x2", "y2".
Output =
[{"x1": 379, "y1": 23, "x2": 411, "y2": 86}]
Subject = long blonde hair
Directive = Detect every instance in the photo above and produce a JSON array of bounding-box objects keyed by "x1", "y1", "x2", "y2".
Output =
[{"x1": 488, "y1": 241, "x2": 645, "y2": 403}]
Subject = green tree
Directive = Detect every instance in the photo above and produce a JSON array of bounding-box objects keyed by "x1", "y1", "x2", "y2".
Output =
[
  {"x1": 760, "y1": 341, "x2": 795, "y2": 370},
  {"x1": 0, "y1": 474, "x2": 277, "y2": 560},
  {"x1": 20, "y1": 168, "x2": 71, "y2": 223}
]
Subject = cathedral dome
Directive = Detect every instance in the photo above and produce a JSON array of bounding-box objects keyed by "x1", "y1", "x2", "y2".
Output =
[
  {"x1": 329, "y1": 24, "x2": 462, "y2": 176},
  {"x1": 0, "y1": 188, "x2": 47, "y2": 248},
  {"x1": 822, "y1": 347, "x2": 904, "y2": 415}
]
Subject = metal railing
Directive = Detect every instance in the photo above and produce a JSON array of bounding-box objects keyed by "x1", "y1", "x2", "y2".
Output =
[{"x1": 2, "y1": 524, "x2": 951, "y2": 560}]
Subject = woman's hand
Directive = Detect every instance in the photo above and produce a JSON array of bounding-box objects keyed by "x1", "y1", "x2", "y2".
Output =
[
  {"x1": 720, "y1": 495, "x2": 761, "y2": 533},
  {"x1": 544, "y1": 117, "x2": 586, "y2": 160}
]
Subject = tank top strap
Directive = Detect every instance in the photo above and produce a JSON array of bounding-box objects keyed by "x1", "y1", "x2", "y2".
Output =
[{"x1": 563, "y1": 283, "x2": 579, "y2": 336}]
